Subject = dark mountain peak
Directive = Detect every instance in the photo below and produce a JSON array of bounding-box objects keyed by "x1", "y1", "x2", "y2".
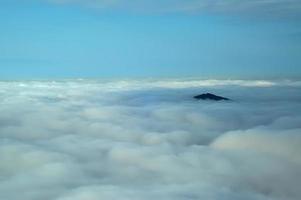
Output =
[{"x1": 194, "y1": 93, "x2": 230, "y2": 101}]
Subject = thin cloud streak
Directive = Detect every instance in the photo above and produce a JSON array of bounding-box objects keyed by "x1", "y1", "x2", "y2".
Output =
[{"x1": 45, "y1": 0, "x2": 301, "y2": 17}]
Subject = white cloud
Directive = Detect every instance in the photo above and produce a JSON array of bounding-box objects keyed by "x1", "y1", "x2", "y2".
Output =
[
  {"x1": 0, "y1": 79, "x2": 301, "y2": 200},
  {"x1": 211, "y1": 128, "x2": 301, "y2": 164}
]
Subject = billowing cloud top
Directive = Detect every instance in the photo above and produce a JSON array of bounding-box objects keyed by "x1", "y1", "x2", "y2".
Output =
[
  {"x1": 47, "y1": 0, "x2": 301, "y2": 16},
  {"x1": 1, "y1": 79, "x2": 301, "y2": 200}
]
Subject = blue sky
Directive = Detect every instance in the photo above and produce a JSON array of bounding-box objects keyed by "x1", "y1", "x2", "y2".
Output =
[{"x1": 0, "y1": 0, "x2": 301, "y2": 79}]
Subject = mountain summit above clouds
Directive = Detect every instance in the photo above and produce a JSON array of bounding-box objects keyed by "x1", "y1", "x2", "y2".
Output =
[{"x1": 194, "y1": 93, "x2": 230, "y2": 101}]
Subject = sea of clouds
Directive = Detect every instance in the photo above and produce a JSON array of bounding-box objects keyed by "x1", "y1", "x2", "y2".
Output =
[{"x1": 0, "y1": 79, "x2": 301, "y2": 200}]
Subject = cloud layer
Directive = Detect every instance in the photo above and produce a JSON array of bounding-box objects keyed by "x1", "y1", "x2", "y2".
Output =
[
  {"x1": 0, "y1": 79, "x2": 301, "y2": 200},
  {"x1": 46, "y1": 0, "x2": 301, "y2": 16}
]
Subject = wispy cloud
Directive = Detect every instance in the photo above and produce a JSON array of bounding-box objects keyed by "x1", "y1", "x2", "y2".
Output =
[{"x1": 46, "y1": 0, "x2": 301, "y2": 17}]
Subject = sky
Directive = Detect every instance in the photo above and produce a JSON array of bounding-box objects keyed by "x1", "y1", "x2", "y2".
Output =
[{"x1": 0, "y1": 0, "x2": 301, "y2": 79}]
